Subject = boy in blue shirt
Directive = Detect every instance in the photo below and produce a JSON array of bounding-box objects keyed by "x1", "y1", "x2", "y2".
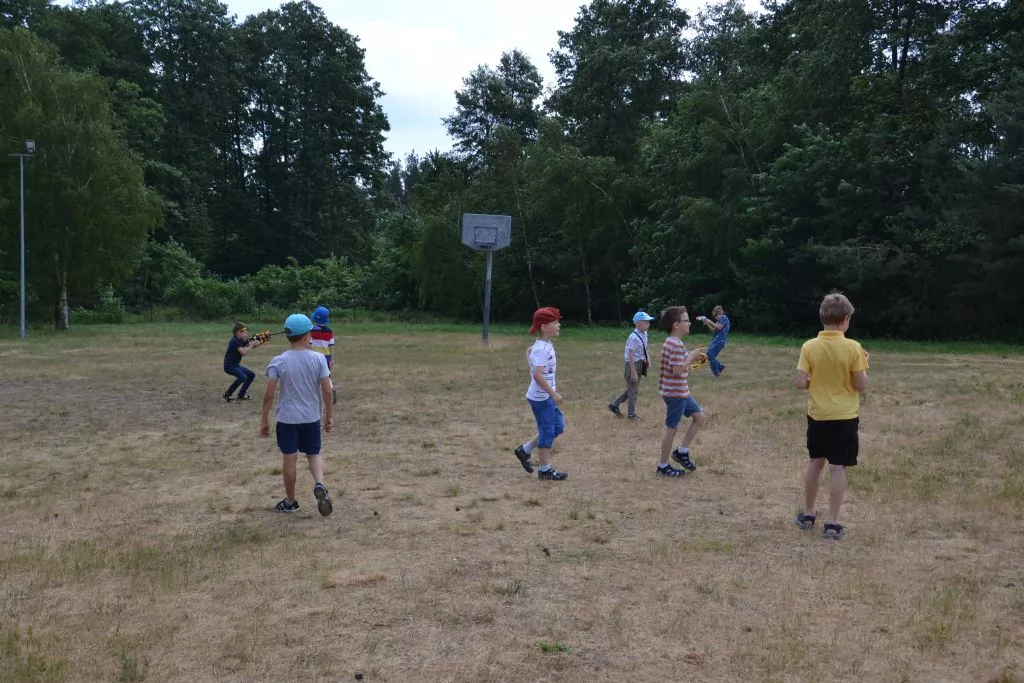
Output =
[{"x1": 699, "y1": 305, "x2": 731, "y2": 377}]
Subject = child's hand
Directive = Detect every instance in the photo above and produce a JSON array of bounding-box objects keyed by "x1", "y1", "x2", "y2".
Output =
[
  {"x1": 324, "y1": 416, "x2": 334, "y2": 433},
  {"x1": 259, "y1": 421, "x2": 270, "y2": 438},
  {"x1": 552, "y1": 391, "x2": 563, "y2": 405}
]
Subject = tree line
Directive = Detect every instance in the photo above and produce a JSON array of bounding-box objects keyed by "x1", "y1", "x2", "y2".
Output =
[{"x1": 1, "y1": 0, "x2": 1021, "y2": 340}]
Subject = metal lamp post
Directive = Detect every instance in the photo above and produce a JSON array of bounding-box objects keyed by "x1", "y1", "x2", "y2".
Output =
[{"x1": 8, "y1": 139, "x2": 35, "y2": 338}]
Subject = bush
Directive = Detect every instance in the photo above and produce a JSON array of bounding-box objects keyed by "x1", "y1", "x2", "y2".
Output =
[
  {"x1": 164, "y1": 276, "x2": 254, "y2": 319},
  {"x1": 70, "y1": 284, "x2": 127, "y2": 324}
]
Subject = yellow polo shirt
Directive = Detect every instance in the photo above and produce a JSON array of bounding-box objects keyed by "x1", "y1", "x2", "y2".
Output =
[{"x1": 797, "y1": 331, "x2": 869, "y2": 421}]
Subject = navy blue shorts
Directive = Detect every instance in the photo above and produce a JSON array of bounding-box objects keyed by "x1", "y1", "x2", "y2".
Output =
[
  {"x1": 663, "y1": 396, "x2": 702, "y2": 429},
  {"x1": 276, "y1": 421, "x2": 322, "y2": 455}
]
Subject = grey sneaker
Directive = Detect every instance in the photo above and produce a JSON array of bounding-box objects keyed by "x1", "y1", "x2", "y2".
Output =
[{"x1": 313, "y1": 483, "x2": 333, "y2": 517}]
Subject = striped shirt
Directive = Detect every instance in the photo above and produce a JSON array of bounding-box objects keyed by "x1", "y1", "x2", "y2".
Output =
[
  {"x1": 309, "y1": 325, "x2": 335, "y2": 360},
  {"x1": 658, "y1": 336, "x2": 690, "y2": 398},
  {"x1": 623, "y1": 329, "x2": 648, "y2": 363}
]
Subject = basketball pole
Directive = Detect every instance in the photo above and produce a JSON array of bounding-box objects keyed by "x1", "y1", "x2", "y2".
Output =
[{"x1": 482, "y1": 250, "x2": 493, "y2": 345}]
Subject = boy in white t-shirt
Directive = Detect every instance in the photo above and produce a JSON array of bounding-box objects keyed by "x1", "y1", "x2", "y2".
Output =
[
  {"x1": 259, "y1": 313, "x2": 335, "y2": 515},
  {"x1": 608, "y1": 310, "x2": 655, "y2": 420},
  {"x1": 512, "y1": 307, "x2": 568, "y2": 481}
]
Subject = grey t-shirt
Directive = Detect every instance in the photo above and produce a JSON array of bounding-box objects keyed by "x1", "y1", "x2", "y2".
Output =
[{"x1": 265, "y1": 349, "x2": 330, "y2": 424}]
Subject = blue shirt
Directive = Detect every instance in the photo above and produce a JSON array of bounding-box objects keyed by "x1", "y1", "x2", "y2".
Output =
[
  {"x1": 224, "y1": 336, "x2": 250, "y2": 368},
  {"x1": 712, "y1": 315, "x2": 731, "y2": 345}
]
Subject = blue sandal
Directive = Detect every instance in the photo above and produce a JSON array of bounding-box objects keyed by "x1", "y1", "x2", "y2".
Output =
[
  {"x1": 795, "y1": 513, "x2": 816, "y2": 529},
  {"x1": 822, "y1": 523, "x2": 845, "y2": 539}
]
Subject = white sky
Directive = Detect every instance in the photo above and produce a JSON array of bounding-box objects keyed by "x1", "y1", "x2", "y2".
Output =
[{"x1": 220, "y1": 0, "x2": 754, "y2": 161}]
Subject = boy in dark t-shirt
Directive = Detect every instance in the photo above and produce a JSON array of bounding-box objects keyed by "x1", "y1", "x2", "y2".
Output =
[{"x1": 223, "y1": 322, "x2": 264, "y2": 402}]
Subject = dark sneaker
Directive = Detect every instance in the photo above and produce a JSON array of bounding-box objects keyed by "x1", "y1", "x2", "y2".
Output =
[
  {"x1": 235, "y1": 394, "x2": 252, "y2": 401},
  {"x1": 656, "y1": 464, "x2": 685, "y2": 477},
  {"x1": 537, "y1": 468, "x2": 568, "y2": 481},
  {"x1": 628, "y1": 414, "x2": 640, "y2": 421},
  {"x1": 608, "y1": 403, "x2": 622, "y2": 417},
  {"x1": 313, "y1": 483, "x2": 333, "y2": 517},
  {"x1": 223, "y1": 393, "x2": 234, "y2": 403},
  {"x1": 514, "y1": 445, "x2": 534, "y2": 473},
  {"x1": 795, "y1": 513, "x2": 816, "y2": 529},
  {"x1": 671, "y1": 449, "x2": 697, "y2": 472},
  {"x1": 275, "y1": 498, "x2": 300, "y2": 513},
  {"x1": 822, "y1": 523, "x2": 845, "y2": 539}
]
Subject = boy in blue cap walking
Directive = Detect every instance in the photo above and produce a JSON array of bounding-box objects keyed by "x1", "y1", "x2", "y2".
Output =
[
  {"x1": 259, "y1": 313, "x2": 335, "y2": 516},
  {"x1": 608, "y1": 311, "x2": 656, "y2": 420}
]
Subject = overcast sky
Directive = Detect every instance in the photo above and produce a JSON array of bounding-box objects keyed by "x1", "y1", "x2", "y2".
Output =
[{"x1": 217, "y1": 0, "x2": 754, "y2": 160}]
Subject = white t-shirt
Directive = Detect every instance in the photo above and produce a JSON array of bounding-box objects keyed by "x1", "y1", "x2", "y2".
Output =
[
  {"x1": 525, "y1": 338, "x2": 557, "y2": 401},
  {"x1": 265, "y1": 349, "x2": 330, "y2": 424},
  {"x1": 624, "y1": 329, "x2": 648, "y2": 363}
]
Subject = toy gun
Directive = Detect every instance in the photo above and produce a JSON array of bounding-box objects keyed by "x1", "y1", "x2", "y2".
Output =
[{"x1": 249, "y1": 330, "x2": 282, "y2": 344}]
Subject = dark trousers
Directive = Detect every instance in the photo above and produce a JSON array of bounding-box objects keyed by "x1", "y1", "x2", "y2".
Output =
[{"x1": 224, "y1": 365, "x2": 255, "y2": 397}]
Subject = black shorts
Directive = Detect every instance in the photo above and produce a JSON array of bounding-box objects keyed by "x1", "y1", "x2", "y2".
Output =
[{"x1": 806, "y1": 416, "x2": 859, "y2": 467}]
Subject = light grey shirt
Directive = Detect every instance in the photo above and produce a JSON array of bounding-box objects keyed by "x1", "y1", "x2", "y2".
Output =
[{"x1": 265, "y1": 349, "x2": 330, "y2": 424}]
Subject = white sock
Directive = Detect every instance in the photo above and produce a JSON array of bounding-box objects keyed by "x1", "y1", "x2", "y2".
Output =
[
  {"x1": 677, "y1": 446, "x2": 689, "y2": 455},
  {"x1": 522, "y1": 441, "x2": 534, "y2": 455},
  {"x1": 538, "y1": 464, "x2": 551, "y2": 472}
]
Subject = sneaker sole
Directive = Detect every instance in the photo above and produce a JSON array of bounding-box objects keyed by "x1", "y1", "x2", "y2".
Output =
[{"x1": 314, "y1": 488, "x2": 333, "y2": 517}]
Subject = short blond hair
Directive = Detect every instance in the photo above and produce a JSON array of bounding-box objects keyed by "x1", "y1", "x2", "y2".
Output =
[
  {"x1": 712, "y1": 305, "x2": 724, "y2": 317},
  {"x1": 819, "y1": 292, "x2": 854, "y2": 326}
]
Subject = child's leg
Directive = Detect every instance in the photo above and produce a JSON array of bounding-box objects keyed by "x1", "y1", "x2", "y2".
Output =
[
  {"x1": 804, "y1": 458, "x2": 826, "y2": 513},
  {"x1": 224, "y1": 366, "x2": 246, "y2": 396},
  {"x1": 307, "y1": 454, "x2": 325, "y2": 485},
  {"x1": 679, "y1": 411, "x2": 706, "y2": 450},
  {"x1": 282, "y1": 453, "x2": 299, "y2": 500},
  {"x1": 660, "y1": 426, "x2": 678, "y2": 466},
  {"x1": 707, "y1": 339, "x2": 725, "y2": 375},
  {"x1": 626, "y1": 366, "x2": 641, "y2": 418},
  {"x1": 611, "y1": 361, "x2": 632, "y2": 410},
  {"x1": 827, "y1": 464, "x2": 846, "y2": 524},
  {"x1": 238, "y1": 367, "x2": 256, "y2": 396}
]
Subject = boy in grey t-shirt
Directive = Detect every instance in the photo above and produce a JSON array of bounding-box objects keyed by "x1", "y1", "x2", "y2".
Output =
[{"x1": 259, "y1": 313, "x2": 335, "y2": 516}]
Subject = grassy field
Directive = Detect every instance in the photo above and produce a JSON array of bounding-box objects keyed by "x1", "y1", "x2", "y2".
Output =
[{"x1": 1, "y1": 323, "x2": 1022, "y2": 682}]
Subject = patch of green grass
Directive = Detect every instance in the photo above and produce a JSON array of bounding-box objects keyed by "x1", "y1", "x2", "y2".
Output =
[
  {"x1": 538, "y1": 641, "x2": 569, "y2": 653},
  {"x1": 0, "y1": 625, "x2": 67, "y2": 683},
  {"x1": 117, "y1": 650, "x2": 149, "y2": 682}
]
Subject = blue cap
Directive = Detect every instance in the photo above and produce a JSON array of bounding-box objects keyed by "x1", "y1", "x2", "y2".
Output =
[
  {"x1": 632, "y1": 311, "x2": 655, "y2": 323},
  {"x1": 311, "y1": 305, "x2": 330, "y2": 325},
  {"x1": 284, "y1": 313, "x2": 314, "y2": 336}
]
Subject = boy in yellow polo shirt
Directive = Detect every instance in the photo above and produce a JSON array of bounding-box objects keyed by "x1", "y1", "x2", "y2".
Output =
[{"x1": 794, "y1": 292, "x2": 869, "y2": 539}]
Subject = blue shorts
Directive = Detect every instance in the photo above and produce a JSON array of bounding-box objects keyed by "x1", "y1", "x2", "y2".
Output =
[
  {"x1": 663, "y1": 396, "x2": 702, "y2": 429},
  {"x1": 528, "y1": 398, "x2": 565, "y2": 449},
  {"x1": 276, "y1": 421, "x2": 322, "y2": 455}
]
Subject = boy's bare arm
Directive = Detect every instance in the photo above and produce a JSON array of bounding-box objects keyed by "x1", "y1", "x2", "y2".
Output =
[
  {"x1": 320, "y1": 377, "x2": 334, "y2": 432},
  {"x1": 851, "y1": 370, "x2": 868, "y2": 392},
  {"x1": 238, "y1": 339, "x2": 261, "y2": 356},
  {"x1": 532, "y1": 366, "x2": 562, "y2": 403},
  {"x1": 259, "y1": 378, "x2": 278, "y2": 436},
  {"x1": 795, "y1": 370, "x2": 810, "y2": 390}
]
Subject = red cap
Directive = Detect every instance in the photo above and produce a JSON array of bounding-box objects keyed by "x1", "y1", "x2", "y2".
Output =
[{"x1": 529, "y1": 307, "x2": 561, "y2": 334}]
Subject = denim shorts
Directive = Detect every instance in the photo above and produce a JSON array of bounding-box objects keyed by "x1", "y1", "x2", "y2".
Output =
[
  {"x1": 276, "y1": 421, "x2": 322, "y2": 455},
  {"x1": 663, "y1": 396, "x2": 702, "y2": 429},
  {"x1": 528, "y1": 398, "x2": 565, "y2": 449}
]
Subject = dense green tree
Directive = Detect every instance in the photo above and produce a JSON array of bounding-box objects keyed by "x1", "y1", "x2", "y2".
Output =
[
  {"x1": 548, "y1": 0, "x2": 689, "y2": 162},
  {"x1": 0, "y1": 28, "x2": 161, "y2": 328}
]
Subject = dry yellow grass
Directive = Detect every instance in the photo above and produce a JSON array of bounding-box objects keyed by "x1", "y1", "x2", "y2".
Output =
[{"x1": 1, "y1": 324, "x2": 1022, "y2": 682}]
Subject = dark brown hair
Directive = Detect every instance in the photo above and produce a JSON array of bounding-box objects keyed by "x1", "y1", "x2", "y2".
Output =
[{"x1": 232, "y1": 322, "x2": 247, "y2": 334}]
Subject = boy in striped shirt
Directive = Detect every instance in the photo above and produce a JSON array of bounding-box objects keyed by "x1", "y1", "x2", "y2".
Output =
[
  {"x1": 309, "y1": 306, "x2": 337, "y2": 404},
  {"x1": 657, "y1": 306, "x2": 707, "y2": 477}
]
